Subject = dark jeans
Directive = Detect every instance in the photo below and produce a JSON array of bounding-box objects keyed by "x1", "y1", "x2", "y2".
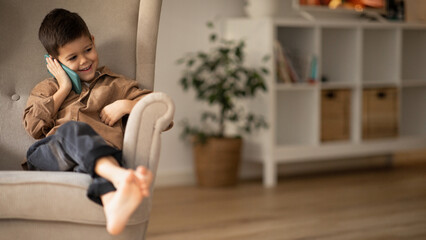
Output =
[{"x1": 26, "y1": 121, "x2": 124, "y2": 205}]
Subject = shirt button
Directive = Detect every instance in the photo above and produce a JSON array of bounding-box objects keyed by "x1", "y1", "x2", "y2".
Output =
[{"x1": 11, "y1": 94, "x2": 20, "y2": 101}]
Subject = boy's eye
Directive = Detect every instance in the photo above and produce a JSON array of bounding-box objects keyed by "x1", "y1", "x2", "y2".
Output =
[
  {"x1": 68, "y1": 56, "x2": 77, "y2": 61},
  {"x1": 85, "y1": 48, "x2": 92, "y2": 52}
]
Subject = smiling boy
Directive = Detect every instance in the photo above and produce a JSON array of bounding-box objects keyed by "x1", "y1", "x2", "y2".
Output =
[{"x1": 23, "y1": 8, "x2": 154, "y2": 235}]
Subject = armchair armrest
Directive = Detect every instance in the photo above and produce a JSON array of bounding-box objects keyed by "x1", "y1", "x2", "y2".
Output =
[{"x1": 122, "y1": 92, "x2": 175, "y2": 178}]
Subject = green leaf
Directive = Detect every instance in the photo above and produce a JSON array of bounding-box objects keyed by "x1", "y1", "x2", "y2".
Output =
[
  {"x1": 229, "y1": 113, "x2": 239, "y2": 121},
  {"x1": 208, "y1": 95, "x2": 216, "y2": 104},
  {"x1": 261, "y1": 82, "x2": 267, "y2": 91},
  {"x1": 176, "y1": 58, "x2": 185, "y2": 65},
  {"x1": 207, "y1": 21, "x2": 214, "y2": 29},
  {"x1": 192, "y1": 77, "x2": 204, "y2": 89},
  {"x1": 262, "y1": 55, "x2": 271, "y2": 62},
  {"x1": 233, "y1": 90, "x2": 245, "y2": 97},
  {"x1": 209, "y1": 59, "x2": 220, "y2": 71},
  {"x1": 198, "y1": 52, "x2": 208, "y2": 59},
  {"x1": 210, "y1": 34, "x2": 217, "y2": 42},
  {"x1": 187, "y1": 59, "x2": 195, "y2": 67},
  {"x1": 219, "y1": 48, "x2": 230, "y2": 56},
  {"x1": 180, "y1": 77, "x2": 188, "y2": 90},
  {"x1": 201, "y1": 112, "x2": 218, "y2": 122},
  {"x1": 235, "y1": 46, "x2": 243, "y2": 61}
]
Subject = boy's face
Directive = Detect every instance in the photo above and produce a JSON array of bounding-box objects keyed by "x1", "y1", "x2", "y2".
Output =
[{"x1": 56, "y1": 35, "x2": 99, "y2": 82}]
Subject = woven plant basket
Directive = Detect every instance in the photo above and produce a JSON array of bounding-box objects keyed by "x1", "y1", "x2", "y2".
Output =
[{"x1": 193, "y1": 137, "x2": 242, "y2": 187}]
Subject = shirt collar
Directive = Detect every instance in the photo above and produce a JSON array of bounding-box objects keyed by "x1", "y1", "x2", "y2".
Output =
[
  {"x1": 96, "y1": 66, "x2": 122, "y2": 79},
  {"x1": 86, "y1": 66, "x2": 122, "y2": 88}
]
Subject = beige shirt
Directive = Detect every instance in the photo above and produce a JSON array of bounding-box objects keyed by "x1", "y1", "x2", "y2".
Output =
[{"x1": 23, "y1": 66, "x2": 151, "y2": 150}]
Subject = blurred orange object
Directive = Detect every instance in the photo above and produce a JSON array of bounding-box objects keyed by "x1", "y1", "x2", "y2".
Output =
[
  {"x1": 362, "y1": 0, "x2": 385, "y2": 8},
  {"x1": 300, "y1": 0, "x2": 321, "y2": 5},
  {"x1": 346, "y1": 0, "x2": 364, "y2": 10}
]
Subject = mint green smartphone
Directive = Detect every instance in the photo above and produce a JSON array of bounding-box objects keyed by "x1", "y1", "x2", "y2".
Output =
[{"x1": 44, "y1": 54, "x2": 82, "y2": 94}]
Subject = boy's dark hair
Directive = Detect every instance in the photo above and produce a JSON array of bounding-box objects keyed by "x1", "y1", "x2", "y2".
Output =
[{"x1": 39, "y1": 8, "x2": 91, "y2": 58}]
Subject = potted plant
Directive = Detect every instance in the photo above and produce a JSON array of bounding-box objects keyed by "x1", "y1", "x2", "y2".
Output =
[{"x1": 178, "y1": 22, "x2": 269, "y2": 187}]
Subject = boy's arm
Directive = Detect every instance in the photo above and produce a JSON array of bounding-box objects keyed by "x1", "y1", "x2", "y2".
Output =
[
  {"x1": 99, "y1": 96, "x2": 144, "y2": 127},
  {"x1": 100, "y1": 91, "x2": 174, "y2": 130},
  {"x1": 23, "y1": 81, "x2": 59, "y2": 139},
  {"x1": 100, "y1": 78, "x2": 152, "y2": 127},
  {"x1": 23, "y1": 57, "x2": 72, "y2": 139}
]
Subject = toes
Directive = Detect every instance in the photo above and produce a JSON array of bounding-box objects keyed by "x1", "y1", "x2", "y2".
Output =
[
  {"x1": 134, "y1": 169, "x2": 145, "y2": 185},
  {"x1": 136, "y1": 166, "x2": 146, "y2": 177},
  {"x1": 136, "y1": 166, "x2": 152, "y2": 181},
  {"x1": 135, "y1": 167, "x2": 147, "y2": 183},
  {"x1": 142, "y1": 170, "x2": 153, "y2": 187},
  {"x1": 133, "y1": 166, "x2": 153, "y2": 197},
  {"x1": 125, "y1": 171, "x2": 134, "y2": 182}
]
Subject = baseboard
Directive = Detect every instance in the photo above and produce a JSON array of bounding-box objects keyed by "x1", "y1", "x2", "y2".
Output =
[
  {"x1": 154, "y1": 162, "x2": 264, "y2": 188},
  {"x1": 154, "y1": 152, "x2": 426, "y2": 188}
]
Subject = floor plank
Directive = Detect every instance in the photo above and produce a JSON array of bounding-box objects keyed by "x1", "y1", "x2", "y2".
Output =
[{"x1": 147, "y1": 164, "x2": 426, "y2": 240}]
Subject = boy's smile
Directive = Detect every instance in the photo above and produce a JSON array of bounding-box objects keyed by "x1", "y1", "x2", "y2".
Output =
[{"x1": 57, "y1": 35, "x2": 99, "y2": 82}]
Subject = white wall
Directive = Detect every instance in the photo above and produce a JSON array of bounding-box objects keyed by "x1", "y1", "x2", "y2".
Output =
[{"x1": 154, "y1": 0, "x2": 246, "y2": 186}]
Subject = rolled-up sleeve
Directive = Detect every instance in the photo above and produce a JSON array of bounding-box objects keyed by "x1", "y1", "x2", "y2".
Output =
[{"x1": 23, "y1": 80, "x2": 58, "y2": 139}]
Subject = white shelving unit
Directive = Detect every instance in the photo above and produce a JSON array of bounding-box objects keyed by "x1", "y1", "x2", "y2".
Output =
[{"x1": 225, "y1": 18, "x2": 426, "y2": 187}]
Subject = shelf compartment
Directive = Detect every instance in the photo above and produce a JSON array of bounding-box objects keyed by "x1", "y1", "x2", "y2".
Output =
[
  {"x1": 321, "y1": 89, "x2": 351, "y2": 142},
  {"x1": 275, "y1": 89, "x2": 318, "y2": 146},
  {"x1": 362, "y1": 28, "x2": 399, "y2": 84},
  {"x1": 401, "y1": 87, "x2": 426, "y2": 137},
  {"x1": 402, "y1": 29, "x2": 426, "y2": 81},
  {"x1": 276, "y1": 26, "x2": 317, "y2": 83},
  {"x1": 362, "y1": 88, "x2": 398, "y2": 140},
  {"x1": 321, "y1": 27, "x2": 359, "y2": 85}
]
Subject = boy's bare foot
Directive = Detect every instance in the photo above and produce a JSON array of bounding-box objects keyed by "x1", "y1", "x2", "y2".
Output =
[
  {"x1": 95, "y1": 158, "x2": 154, "y2": 235},
  {"x1": 103, "y1": 171, "x2": 144, "y2": 235}
]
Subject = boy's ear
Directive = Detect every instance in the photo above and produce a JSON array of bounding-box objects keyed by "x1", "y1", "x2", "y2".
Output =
[{"x1": 91, "y1": 35, "x2": 95, "y2": 44}]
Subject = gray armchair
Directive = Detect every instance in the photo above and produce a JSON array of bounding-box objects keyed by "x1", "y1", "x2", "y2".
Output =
[{"x1": 0, "y1": 0, "x2": 174, "y2": 239}]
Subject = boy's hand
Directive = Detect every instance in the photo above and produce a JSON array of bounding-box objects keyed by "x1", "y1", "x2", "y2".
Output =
[
  {"x1": 46, "y1": 56, "x2": 72, "y2": 93},
  {"x1": 100, "y1": 100, "x2": 133, "y2": 126}
]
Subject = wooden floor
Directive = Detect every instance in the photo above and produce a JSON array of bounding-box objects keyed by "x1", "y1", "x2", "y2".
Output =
[{"x1": 147, "y1": 164, "x2": 426, "y2": 240}]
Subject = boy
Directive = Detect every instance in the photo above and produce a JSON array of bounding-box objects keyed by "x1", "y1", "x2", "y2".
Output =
[{"x1": 23, "y1": 8, "x2": 154, "y2": 235}]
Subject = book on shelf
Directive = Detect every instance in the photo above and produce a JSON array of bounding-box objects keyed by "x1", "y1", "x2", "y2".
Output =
[
  {"x1": 275, "y1": 40, "x2": 314, "y2": 84},
  {"x1": 274, "y1": 40, "x2": 293, "y2": 84},
  {"x1": 307, "y1": 54, "x2": 318, "y2": 83},
  {"x1": 283, "y1": 49, "x2": 300, "y2": 83}
]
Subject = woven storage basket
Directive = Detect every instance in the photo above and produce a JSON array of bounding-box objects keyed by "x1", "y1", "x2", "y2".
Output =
[
  {"x1": 193, "y1": 137, "x2": 242, "y2": 187},
  {"x1": 321, "y1": 89, "x2": 351, "y2": 142},
  {"x1": 362, "y1": 88, "x2": 398, "y2": 139}
]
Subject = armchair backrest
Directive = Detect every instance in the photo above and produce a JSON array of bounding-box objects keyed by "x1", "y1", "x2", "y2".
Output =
[{"x1": 0, "y1": 0, "x2": 162, "y2": 170}]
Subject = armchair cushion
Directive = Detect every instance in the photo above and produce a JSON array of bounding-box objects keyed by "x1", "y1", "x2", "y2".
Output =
[{"x1": 0, "y1": 171, "x2": 148, "y2": 225}]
